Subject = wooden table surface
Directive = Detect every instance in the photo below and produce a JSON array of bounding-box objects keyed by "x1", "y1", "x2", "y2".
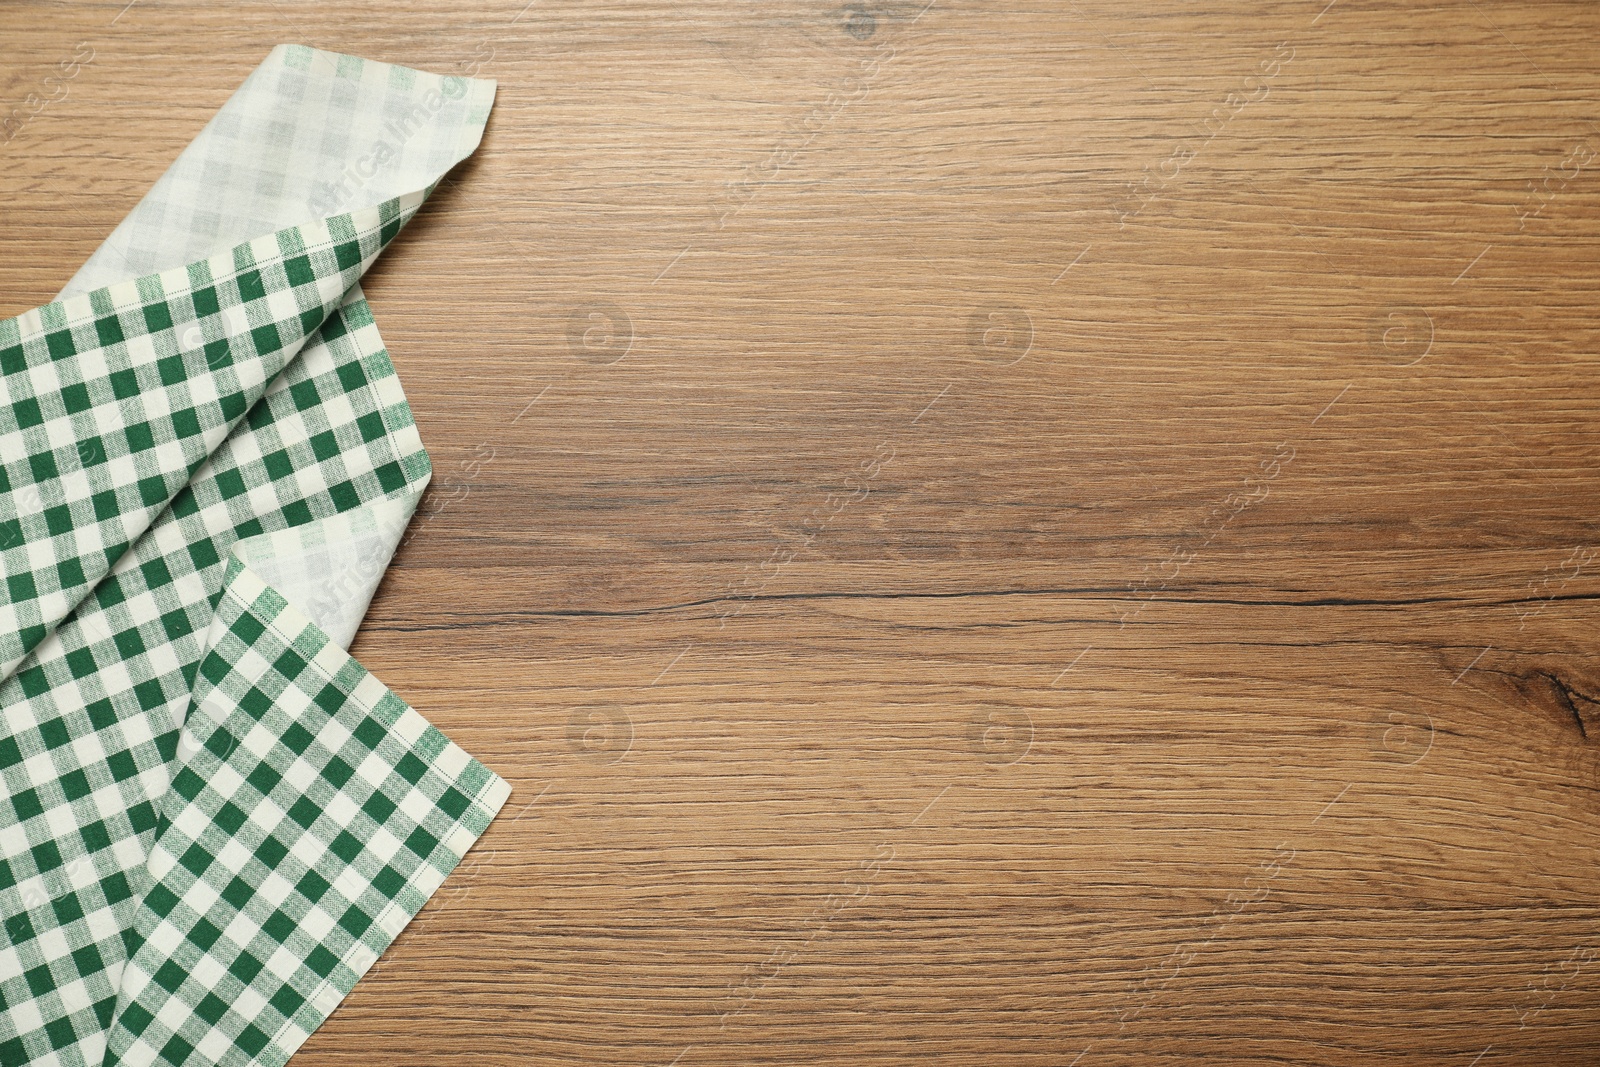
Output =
[{"x1": 7, "y1": 1, "x2": 1600, "y2": 1063}]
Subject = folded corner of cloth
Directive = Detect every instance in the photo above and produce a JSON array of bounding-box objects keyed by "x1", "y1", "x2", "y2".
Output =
[{"x1": 1, "y1": 46, "x2": 510, "y2": 1067}]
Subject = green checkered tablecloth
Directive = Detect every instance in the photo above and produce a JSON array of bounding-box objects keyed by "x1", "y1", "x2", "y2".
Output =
[{"x1": 1, "y1": 46, "x2": 510, "y2": 1066}]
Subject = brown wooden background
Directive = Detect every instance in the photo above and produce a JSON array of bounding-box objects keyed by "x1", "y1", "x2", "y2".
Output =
[{"x1": 7, "y1": 1, "x2": 1600, "y2": 1063}]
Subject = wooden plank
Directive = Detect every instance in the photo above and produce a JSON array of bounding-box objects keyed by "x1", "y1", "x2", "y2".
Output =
[{"x1": 5, "y1": 0, "x2": 1600, "y2": 1062}]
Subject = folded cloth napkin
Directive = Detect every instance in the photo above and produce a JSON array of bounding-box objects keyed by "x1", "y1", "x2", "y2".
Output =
[{"x1": 1, "y1": 46, "x2": 510, "y2": 1067}]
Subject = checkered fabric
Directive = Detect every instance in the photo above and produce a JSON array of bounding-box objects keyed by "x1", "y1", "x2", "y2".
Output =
[{"x1": 2, "y1": 47, "x2": 510, "y2": 1067}]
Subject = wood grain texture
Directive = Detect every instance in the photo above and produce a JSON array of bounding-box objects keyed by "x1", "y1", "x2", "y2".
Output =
[{"x1": 6, "y1": 1, "x2": 1600, "y2": 1063}]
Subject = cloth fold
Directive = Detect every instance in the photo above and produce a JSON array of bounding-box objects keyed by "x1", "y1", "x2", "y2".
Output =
[{"x1": 2, "y1": 46, "x2": 508, "y2": 1067}]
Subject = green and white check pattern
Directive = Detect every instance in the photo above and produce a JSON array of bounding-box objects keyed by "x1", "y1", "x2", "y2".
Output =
[
  {"x1": 107, "y1": 557, "x2": 502, "y2": 1065},
  {"x1": 2, "y1": 47, "x2": 509, "y2": 1067}
]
